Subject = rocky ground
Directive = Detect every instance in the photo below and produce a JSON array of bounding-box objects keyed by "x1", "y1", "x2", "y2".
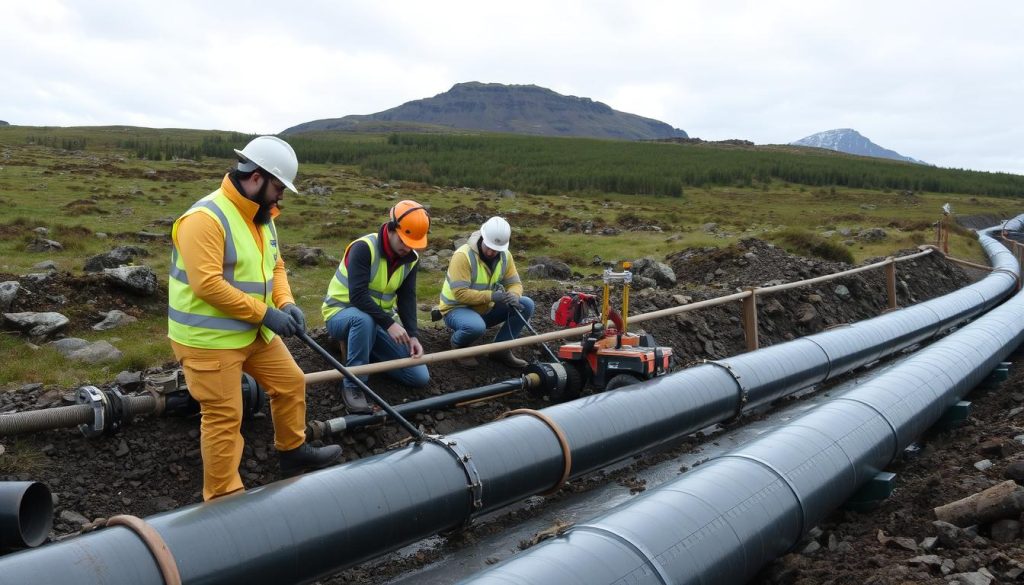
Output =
[{"x1": 3, "y1": 238, "x2": 1021, "y2": 584}]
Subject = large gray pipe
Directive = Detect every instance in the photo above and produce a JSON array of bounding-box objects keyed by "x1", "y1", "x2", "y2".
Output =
[
  {"x1": 459, "y1": 232, "x2": 1024, "y2": 584},
  {"x1": 0, "y1": 482, "x2": 53, "y2": 551},
  {"x1": 0, "y1": 231, "x2": 1015, "y2": 584}
]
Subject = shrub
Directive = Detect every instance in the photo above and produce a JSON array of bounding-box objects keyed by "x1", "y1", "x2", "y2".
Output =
[{"x1": 771, "y1": 228, "x2": 855, "y2": 264}]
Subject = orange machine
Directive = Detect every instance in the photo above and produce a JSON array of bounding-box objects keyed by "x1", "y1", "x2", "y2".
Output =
[{"x1": 553, "y1": 263, "x2": 673, "y2": 400}]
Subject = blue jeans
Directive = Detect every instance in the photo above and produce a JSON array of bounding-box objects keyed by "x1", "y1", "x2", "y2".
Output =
[
  {"x1": 444, "y1": 296, "x2": 536, "y2": 347},
  {"x1": 325, "y1": 307, "x2": 430, "y2": 389}
]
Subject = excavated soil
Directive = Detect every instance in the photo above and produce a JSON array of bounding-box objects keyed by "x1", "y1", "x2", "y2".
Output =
[{"x1": 3, "y1": 239, "x2": 1022, "y2": 584}]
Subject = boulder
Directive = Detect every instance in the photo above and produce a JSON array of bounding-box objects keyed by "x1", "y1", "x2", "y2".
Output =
[
  {"x1": 0, "y1": 281, "x2": 20, "y2": 311},
  {"x1": 291, "y1": 245, "x2": 327, "y2": 267},
  {"x1": 67, "y1": 341, "x2": 124, "y2": 364},
  {"x1": 103, "y1": 265, "x2": 158, "y2": 296},
  {"x1": 630, "y1": 275, "x2": 658, "y2": 290},
  {"x1": 48, "y1": 338, "x2": 90, "y2": 356},
  {"x1": 857, "y1": 227, "x2": 887, "y2": 242},
  {"x1": 83, "y1": 245, "x2": 150, "y2": 272},
  {"x1": 92, "y1": 310, "x2": 138, "y2": 331},
  {"x1": 3, "y1": 311, "x2": 69, "y2": 339},
  {"x1": 526, "y1": 257, "x2": 572, "y2": 280},
  {"x1": 26, "y1": 238, "x2": 63, "y2": 252},
  {"x1": 632, "y1": 258, "x2": 677, "y2": 288}
]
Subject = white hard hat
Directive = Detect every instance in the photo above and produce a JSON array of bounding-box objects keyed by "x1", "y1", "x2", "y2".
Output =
[
  {"x1": 234, "y1": 136, "x2": 298, "y2": 193},
  {"x1": 480, "y1": 216, "x2": 511, "y2": 252}
]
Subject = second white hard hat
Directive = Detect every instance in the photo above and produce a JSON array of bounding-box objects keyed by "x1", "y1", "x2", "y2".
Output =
[{"x1": 480, "y1": 216, "x2": 511, "y2": 252}]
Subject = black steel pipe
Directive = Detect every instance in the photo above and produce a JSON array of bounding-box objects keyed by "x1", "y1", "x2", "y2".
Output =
[
  {"x1": 312, "y1": 377, "x2": 529, "y2": 437},
  {"x1": 0, "y1": 482, "x2": 53, "y2": 551},
  {"x1": 459, "y1": 271, "x2": 1024, "y2": 585},
  {"x1": 0, "y1": 230, "x2": 1014, "y2": 584}
]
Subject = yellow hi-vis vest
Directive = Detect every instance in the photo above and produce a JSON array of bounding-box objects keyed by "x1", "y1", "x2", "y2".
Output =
[
  {"x1": 167, "y1": 189, "x2": 278, "y2": 348},
  {"x1": 321, "y1": 233, "x2": 418, "y2": 322},
  {"x1": 439, "y1": 243, "x2": 511, "y2": 312}
]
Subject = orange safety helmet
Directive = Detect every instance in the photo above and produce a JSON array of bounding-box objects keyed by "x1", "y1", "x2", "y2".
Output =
[{"x1": 388, "y1": 200, "x2": 430, "y2": 250}]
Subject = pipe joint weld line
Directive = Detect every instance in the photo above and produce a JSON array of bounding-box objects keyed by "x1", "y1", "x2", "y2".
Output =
[
  {"x1": 499, "y1": 409, "x2": 572, "y2": 495},
  {"x1": 104, "y1": 514, "x2": 181, "y2": 585},
  {"x1": 992, "y1": 267, "x2": 1021, "y2": 288},
  {"x1": 571, "y1": 525, "x2": 671, "y2": 585},
  {"x1": 800, "y1": 336, "x2": 834, "y2": 381},
  {"x1": 833, "y1": 396, "x2": 902, "y2": 461},
  {"x1": 703, "y1": 360, "x2": 747, "y2": 419},
  {"x1": 717, "y1": 453, "x2": 806, "y2": 540}
]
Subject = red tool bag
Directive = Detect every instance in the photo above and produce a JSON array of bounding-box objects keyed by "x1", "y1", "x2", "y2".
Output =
[{"x1": 550, "y1": 292, "x2": 600, "y2": 328}]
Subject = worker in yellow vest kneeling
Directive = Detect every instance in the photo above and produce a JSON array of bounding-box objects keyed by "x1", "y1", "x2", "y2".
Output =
[{"x1": 439, "y1": 216, "x2": 535, "y2": 369}]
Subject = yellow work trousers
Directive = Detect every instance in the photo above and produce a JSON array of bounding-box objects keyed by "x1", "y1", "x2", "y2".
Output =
[{"x1": 171, "y1": 336, "x2": 306, "y2": 501}]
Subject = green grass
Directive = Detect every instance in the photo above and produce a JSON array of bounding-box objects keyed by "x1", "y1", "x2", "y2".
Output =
[
  {"x1": 0, "y1": 315, "x2": 174, "y2": 387},
  {"x1": 1, "y1": 125, "x2": 1022, "y2": 389},
  {"x1": 0, "y1": 439, "x2": 50, "y2": 475}
]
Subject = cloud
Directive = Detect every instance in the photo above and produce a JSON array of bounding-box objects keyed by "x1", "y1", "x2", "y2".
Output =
[{"x1": 1, "y1": 0, "x2": 1022, "y2": 174}]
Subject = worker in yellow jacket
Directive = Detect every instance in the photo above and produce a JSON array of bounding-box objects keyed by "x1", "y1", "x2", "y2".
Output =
[
  {"x1": 439, "y1": 216, "x2": 535, "y2": 368},
  {"x1": 168, "y1": 136, "x2": 341, "y2": 501}
]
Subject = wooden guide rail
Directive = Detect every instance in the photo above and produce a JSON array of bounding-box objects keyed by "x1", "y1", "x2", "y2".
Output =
[{"x1": 305, "y1": 247, "x2": 953, "y2": 385}]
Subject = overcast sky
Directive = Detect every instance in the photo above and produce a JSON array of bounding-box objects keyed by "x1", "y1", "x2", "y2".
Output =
[{"x1": 2, "y1": 0, "x2": 1022, "y2": 175}]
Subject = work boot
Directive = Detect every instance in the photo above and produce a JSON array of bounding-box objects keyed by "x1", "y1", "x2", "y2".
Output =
[
  {"x1": 455, "y1": 356, "x2": 479, "y2": 368},
  {"x1": 490, "y1": 348, "x2": 527, "y2": 369},
  {"x1": 279, "y1": 442, "x2": 343, "y2": 477},
  {"x1": 341, "y1": 385, "x2": 372, "y2": 414}
]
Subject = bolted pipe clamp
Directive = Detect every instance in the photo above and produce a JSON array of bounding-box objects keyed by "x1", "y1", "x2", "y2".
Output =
[
  {"x1": 704, "y1": 359, "x2": 748, "y2": 419},
  {"x1": 76, "y1": 386, "x2": 107, "y2": 438},
  {"x1": 427, "y1": 435, "x2": 484, "y2": 523}
]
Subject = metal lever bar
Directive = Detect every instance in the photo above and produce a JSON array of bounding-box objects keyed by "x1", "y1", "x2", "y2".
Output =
[{"x1": 297, "y1": 331, "x2": 424, "y2": 441}]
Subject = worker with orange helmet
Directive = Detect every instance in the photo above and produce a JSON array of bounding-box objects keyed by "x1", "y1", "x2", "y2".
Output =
[{"x1": 321, "y1": 200, "x2": 431, "y2": 413}]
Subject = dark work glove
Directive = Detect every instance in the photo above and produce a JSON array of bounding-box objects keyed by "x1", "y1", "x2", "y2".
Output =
[
  {"x1": 282, "y1": 303, "x2": 307, "y2": 332},
  {"x1": 263, "y1": 307, "x2": 299, "y2": 337},
  {"x1": 491, "y1": 290, "x2": 512, "y2": 305},
  {"x1": 507, "y1": 293, "x2": 524, "y2": 312}
]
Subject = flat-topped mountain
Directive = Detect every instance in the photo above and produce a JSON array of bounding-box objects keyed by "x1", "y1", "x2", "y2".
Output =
[
  {"x1": 791, "y1": 128, "x2": 926, "y2": 164},
  {"x1": 283, "y1": 82, "x2": 688, "y2": 140}
]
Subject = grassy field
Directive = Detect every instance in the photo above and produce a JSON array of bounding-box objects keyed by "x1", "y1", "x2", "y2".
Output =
[{"x1": 1, "y1": 125, "x2": 1021, "y2": 387}]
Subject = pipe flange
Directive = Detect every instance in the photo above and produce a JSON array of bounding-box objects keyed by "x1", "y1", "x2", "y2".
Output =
[
  {"x1": 76, "y1": 386, "x2": 107, "y2": 438},
  {"x1": 106, "y1": 388, "x2": 125, "y2": 434},
  {"x1": 428, "y1": 435, "x2": 484, "y2": 515}
]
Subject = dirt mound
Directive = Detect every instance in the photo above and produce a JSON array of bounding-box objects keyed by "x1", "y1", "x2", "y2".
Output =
[{"x1": 0, "y1": 238, "x2": 989, "y2": 581}]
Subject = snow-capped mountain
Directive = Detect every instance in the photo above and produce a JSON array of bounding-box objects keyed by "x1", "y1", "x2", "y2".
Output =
[{"x1": 791, "y1": 129, "x2": 926, "y2": 164}]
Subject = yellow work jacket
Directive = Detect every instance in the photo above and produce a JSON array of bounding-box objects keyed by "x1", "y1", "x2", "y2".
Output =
[
  {"x1": 168, "y1": 189, "x2": 278, "y2": 348},
  {"x1": 439, "y1": 232, "x2": 523, "y2": 315}
]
